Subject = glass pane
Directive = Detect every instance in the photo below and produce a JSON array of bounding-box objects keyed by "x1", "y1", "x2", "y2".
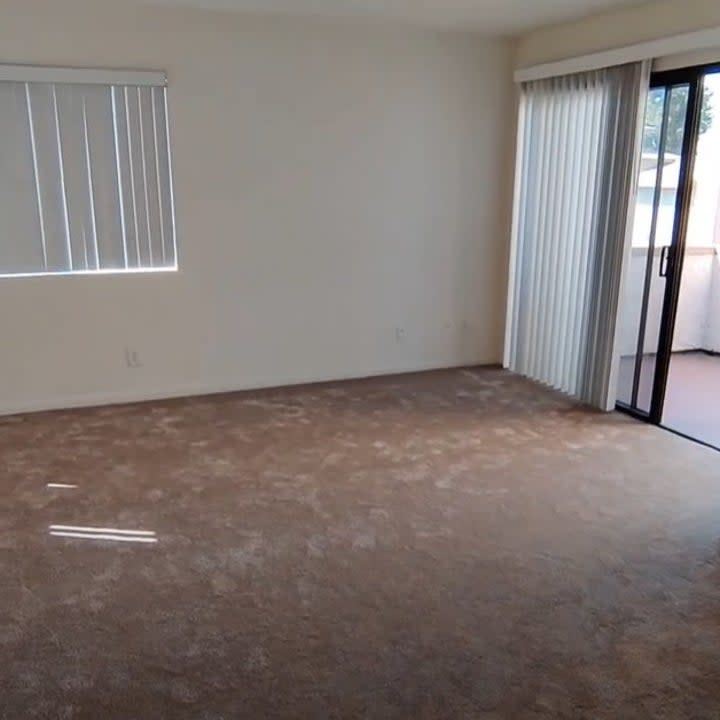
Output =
[
  {"x1": 617, "y1": 84, "x2": 690, "y2": 412},
  {"x1": 662, "y1": 72, "x2": 720, "y2": 449}
]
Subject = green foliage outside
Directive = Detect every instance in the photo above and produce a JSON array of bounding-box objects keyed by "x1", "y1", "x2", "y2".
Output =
[{"x1": 642, "y1": 87, "x2": 714, "y2": 155}]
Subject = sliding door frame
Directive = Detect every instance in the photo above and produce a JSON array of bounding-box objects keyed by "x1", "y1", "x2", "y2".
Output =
[
  {"x1": 647, "y1": 67, "x2": 700, "y2": 424},
  {"x1": 617, "y1": 62, "x2": 720, "y2": 425}
]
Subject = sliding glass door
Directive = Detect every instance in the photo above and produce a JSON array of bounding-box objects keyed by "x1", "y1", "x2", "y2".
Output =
[{"x1": 617, "y1": 66, "x2": 711, "y2": 425}]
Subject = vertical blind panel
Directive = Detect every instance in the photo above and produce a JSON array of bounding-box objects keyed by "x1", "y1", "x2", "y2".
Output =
[
  {"x1": 83, "y1": 84, "x2": 126, "y2": 269},
  {"x1": 0, "y1": 78, "x2": 175, "y2": 275},
  {"x1": 581, "y1": 68, "x2": 650, "y2": 406},
  {"x1": 150, "y1": 86, "x2": 174, "y2": 266},
  {"x1": 55, "y1": 84, "x2": 97, "y2": 269},
  {"x1": 112, "y1": 85, "x2": 175, "y2": 270},
  {"x1": 512, "y1": 74, "x2": 608, "y2": 396},
  {"x1": 0, "y1": 83, "x2": 44, "y2": 273},
  {"x1": 26, "y1": 83, "x2": 74, "y2": 271},
  {"x1": 507, "y1": 63, "x2": 649, "y2": 408}
]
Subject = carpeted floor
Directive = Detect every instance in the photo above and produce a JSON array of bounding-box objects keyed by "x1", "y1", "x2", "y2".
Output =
[{"x1": 2, "y1": 367, "x2": 720, "y2": 719}]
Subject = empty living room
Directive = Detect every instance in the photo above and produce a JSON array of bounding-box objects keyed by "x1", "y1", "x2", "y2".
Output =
[{"x1": 2, "y1": 0, "x2": 720, "y2": 717}]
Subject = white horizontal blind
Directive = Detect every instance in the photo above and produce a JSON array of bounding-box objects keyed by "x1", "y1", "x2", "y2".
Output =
[
  {"x1": 0, "y1": 76, "x2": 176, "y2": 275},
  {"x1": 505, "y1": 62, "x2": 649, "y2": 408}
]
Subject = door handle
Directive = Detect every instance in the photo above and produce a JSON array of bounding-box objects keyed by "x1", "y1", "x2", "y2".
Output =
[{"x1": 659, "y1": 245, "x2": 671, "y2": 277}]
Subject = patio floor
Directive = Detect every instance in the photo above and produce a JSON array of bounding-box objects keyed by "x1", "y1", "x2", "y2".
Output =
[
  {"x1": 619, "y1": 351, "x2": 720, "y2": 450},
  {"x1": 664, "y1": 351, "x2": 720, "y2": 449}
]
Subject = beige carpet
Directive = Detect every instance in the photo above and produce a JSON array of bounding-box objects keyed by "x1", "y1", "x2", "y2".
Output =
[{"x1": 2, "y1": 367, "x2": 719, "y2": 718}]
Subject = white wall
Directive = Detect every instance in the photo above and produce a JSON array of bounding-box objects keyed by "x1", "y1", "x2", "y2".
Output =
[
  {"x1": 0, "y1": 0, "x2": 513, "y2": 415},
  {"x1": 515, "y1": 0, "x2": 720, "y2": 68}
]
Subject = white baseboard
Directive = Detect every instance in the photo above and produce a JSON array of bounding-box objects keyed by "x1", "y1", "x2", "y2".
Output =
[{"x1": 0, "y1": 357, "x2": 495, "y2": 418}]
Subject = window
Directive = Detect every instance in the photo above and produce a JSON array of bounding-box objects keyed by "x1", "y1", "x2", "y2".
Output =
[{"x1": 0, "y1": 65, "x2": 176, "y2": 276}]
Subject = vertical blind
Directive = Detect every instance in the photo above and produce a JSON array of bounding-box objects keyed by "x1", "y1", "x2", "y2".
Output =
[
  {"x1": 0, "y1": 69, "x2": 176, "y2": 275},
  {"x1": 504, "y1": 61, "x2": 650, "y2": 409}
]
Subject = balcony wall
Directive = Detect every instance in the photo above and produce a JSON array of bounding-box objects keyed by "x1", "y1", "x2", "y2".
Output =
[
  {"x1": 619, "y1": 246, "x2": 719, "y2": 358},
  {"x1": 706, "y1": 253, "x2": 720, "y2": 350}
]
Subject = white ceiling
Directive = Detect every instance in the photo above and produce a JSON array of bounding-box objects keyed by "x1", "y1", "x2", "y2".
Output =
[{"x1": 142, "y1": 0, "x2": 648, "y2": 34}]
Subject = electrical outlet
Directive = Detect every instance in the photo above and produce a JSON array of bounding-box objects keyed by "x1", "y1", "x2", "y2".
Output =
[
  {"x1": 395, "y1": 327, "x2": 406, "y2": 343},
  {"x1": 125, "y1": 347, "x2": 143, "y2": 369}
]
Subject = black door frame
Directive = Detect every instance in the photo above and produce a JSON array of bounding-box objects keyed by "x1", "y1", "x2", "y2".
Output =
[{"x1": 617, "y1": 62, "x2": 720, "y2": 427}]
